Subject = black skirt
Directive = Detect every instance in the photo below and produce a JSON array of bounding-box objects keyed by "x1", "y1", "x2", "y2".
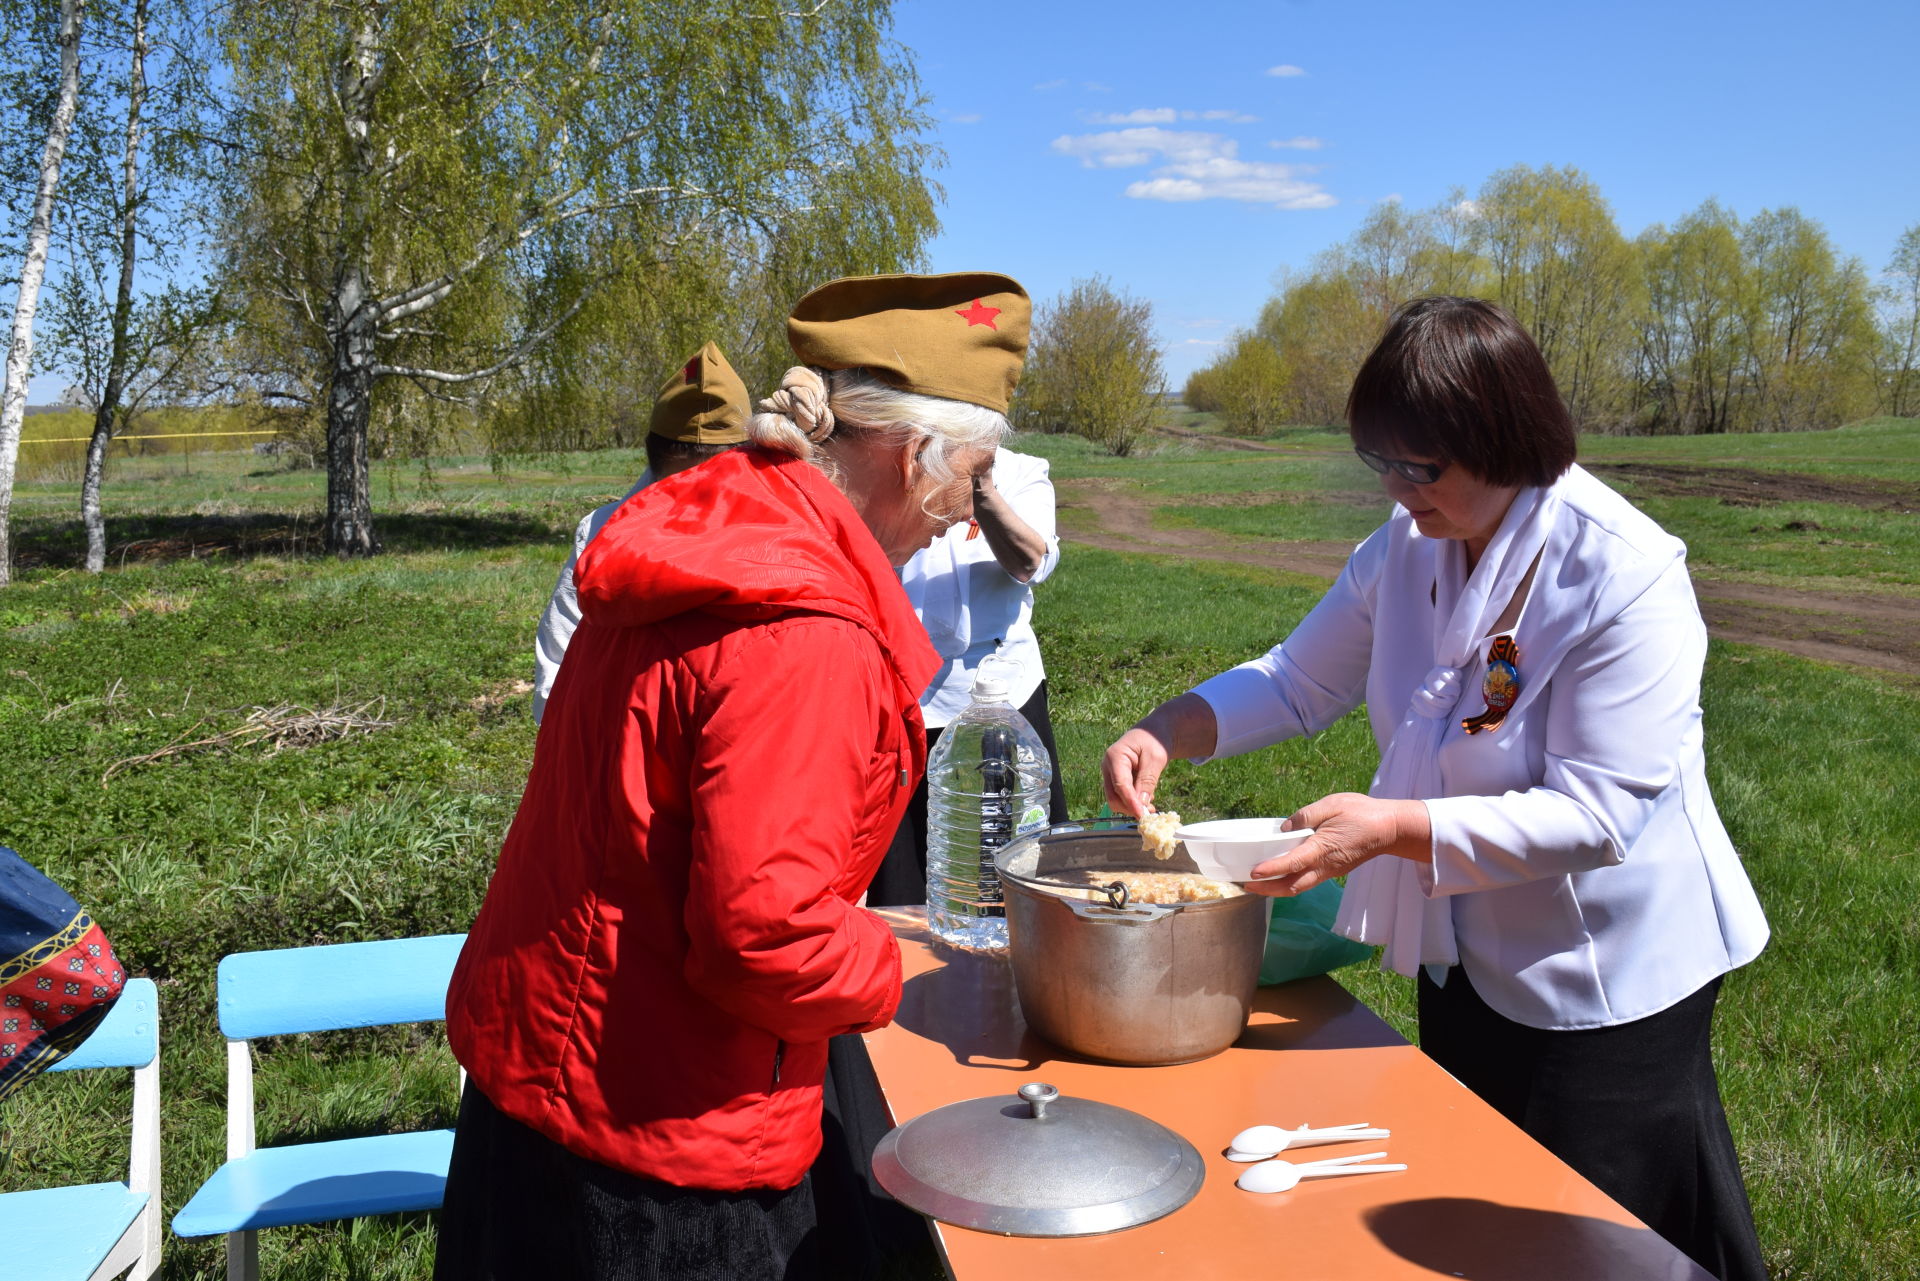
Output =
[
  {"x1": 1418, "y1": 967, "x2": 1769, "y2": 1281},
  {"x1": 434, "y1": 1083, "x2": 821, "y2": 1281}
]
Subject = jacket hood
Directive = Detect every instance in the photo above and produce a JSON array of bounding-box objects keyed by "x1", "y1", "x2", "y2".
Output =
[{"x1": 575, "y1": 446, "x2": 941, "y2": 705}]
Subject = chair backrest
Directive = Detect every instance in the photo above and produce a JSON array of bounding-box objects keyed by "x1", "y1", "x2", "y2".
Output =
[
  {"x1": 49, "y1": 976, "x2": 158, "y2": 1072},
  {"x1": 216, "y1": 934, "x2": 467, "y2": 1040}
]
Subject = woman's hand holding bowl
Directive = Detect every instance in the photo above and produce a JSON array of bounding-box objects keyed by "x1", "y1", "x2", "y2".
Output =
[{"x1": 1244, "y1": 792, "x2": 1433, "y2": 897}]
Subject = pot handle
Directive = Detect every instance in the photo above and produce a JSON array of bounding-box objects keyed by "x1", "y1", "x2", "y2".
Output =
[{"x1": 1063, "y1": 898, "x2": 1173, "y2": 924}]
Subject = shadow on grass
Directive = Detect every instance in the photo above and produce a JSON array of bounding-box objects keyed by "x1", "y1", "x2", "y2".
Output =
[{"x1": 12, "y1": 511, "x2": 560, "y2": 569}]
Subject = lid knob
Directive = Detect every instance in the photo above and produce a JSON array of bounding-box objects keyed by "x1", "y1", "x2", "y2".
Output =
[{"x1": 1018, "y1": 1081, "x2": 1059, "y2": 1120}]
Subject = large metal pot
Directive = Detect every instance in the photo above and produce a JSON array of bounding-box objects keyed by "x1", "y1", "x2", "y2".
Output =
[{"x1": 999, "y1": 823, "x2": 1268, "y2": 1065}]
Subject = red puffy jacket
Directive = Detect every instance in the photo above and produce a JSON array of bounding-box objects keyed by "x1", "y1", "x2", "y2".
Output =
[{"x1": 446, "y1": 447, "x2": 940, "y2": 1191}]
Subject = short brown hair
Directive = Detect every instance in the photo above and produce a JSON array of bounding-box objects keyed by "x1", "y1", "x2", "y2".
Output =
[
  {"x1": 644, "y1": 435, "x2": 735, "y2": 474},
  {"x1": 1346, "y1": 297, "x2": 1576, "y2": 488}
]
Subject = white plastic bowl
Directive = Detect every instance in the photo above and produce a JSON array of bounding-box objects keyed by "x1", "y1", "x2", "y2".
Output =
[{"x1": 1173, "y1": 818, "x2": 1315, "y2": 882}]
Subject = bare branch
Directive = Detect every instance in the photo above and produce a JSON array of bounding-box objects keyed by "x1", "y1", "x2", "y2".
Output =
[{"x1": 372, "y1": 290, "x2": 593, "y2": 385}]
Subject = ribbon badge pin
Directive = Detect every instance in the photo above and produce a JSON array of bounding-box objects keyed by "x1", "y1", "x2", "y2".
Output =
[{"x1": 1461, "y1": 635, "x2": 1520, "y2": 735}]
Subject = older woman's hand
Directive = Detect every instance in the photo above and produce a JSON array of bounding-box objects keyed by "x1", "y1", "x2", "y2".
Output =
[{"x1": 1242, "y1": 792, "x2": 1433, "y2": 897}]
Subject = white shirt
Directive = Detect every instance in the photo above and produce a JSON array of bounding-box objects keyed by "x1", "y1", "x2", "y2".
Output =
[
  {"x1": 532, "y1": 469, "x2": 652, "y2": 723},
  {"x1": 1191, "y1": 465, "x2": 1770, "y2": 1030},
  {"x1": 901, "y1": 448, "x2": 1061, "y2": 727}
]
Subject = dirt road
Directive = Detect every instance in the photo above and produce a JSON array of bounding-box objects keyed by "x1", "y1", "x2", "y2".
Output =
[{"x1": 1057, "y1": 475, "x2": 1920, "y2": 683}]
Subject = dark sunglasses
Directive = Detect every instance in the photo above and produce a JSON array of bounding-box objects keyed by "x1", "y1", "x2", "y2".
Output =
[{"x1": 1355, "y1": 448, "x2": 1447, "y2": 485}]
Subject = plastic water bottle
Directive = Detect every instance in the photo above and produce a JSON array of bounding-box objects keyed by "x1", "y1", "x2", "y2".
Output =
[{"x1": 925, "y1": 665, "x2": 1053, "y2": 950}]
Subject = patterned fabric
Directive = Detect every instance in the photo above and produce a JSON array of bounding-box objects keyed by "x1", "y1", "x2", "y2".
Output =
[{"x1": 0, "y1": 847, "x2": 125, "y2": 1101}]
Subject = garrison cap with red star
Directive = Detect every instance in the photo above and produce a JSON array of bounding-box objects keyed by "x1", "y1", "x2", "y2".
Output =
[
  {"x1": 785, "y1": 272, "x2": 1030, "y2": 414},
  {"x1": 649, "y1": 340, "x2": 751, "y2": 444}
]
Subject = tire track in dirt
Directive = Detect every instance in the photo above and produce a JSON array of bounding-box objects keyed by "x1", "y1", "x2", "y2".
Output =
[{"x1": 1057, "y1": 477, "x2": 1920, "y2": 682}]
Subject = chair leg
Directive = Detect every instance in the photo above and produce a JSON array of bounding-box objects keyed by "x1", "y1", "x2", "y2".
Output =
[
  {"x1": 131, "y1": 1201, "x2": 162, "y2": 1281},
  {"x1": 226, "y1": 1229, "x2": 259, "y2": 1281}
]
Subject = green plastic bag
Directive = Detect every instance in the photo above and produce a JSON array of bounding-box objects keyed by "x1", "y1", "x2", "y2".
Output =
[{"x1": 1257, "y1": 882, "x2": 1375, "y2": 985}]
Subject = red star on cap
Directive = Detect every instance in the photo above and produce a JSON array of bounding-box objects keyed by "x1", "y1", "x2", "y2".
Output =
[{"x1": 955, "y1": 299, "x2": 1000, "y2": 329}]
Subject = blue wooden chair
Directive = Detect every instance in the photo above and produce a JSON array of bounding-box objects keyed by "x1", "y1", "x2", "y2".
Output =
[
  {"x1": 0, "y1": 977, "x2": 163, "y2": 1281},
  {"x1": 170, "y1": 934, "x2": 467, "y2": 1281}
]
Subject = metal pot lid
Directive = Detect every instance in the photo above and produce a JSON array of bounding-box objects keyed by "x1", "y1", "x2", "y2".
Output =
[{"x1": 872, "y1": 1082, "x2": 1205, "y2": 1237}]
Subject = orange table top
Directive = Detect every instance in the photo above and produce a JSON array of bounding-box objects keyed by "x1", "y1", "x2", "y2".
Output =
[{"x1": 860, "y1": 909, "x2": 1711, "y2": 1281}]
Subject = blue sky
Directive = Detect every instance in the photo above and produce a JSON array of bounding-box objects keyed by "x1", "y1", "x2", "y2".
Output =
[{"x1": 892, "y1": 0, "x2": 1920, "y2": 386}]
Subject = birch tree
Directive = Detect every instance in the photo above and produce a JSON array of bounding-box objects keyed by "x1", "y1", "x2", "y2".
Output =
[
  {"x1": 217, "y1": 0, "x2": 939, "y2": 556},
  {"x1": 40, "y1": 0, "x2": 219, "y2": 571},
  {"x1": 0, "y1": 0, "x2": 83, "y2": 587}
]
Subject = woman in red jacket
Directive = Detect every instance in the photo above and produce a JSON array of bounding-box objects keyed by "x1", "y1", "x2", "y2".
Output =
[{"x1": 436, "y1": 273, "x2": 1030, "y2": 1281}]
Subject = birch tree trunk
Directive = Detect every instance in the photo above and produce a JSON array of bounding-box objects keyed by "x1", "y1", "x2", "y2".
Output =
[
  {"x1": 0, "y1": 0, "x2": 86, "y2": 587},
  {"x1": 82, "y1": 0, "x2": 147, "y2": 573},
  {"x1": 324, "y1": 7, "x2": 384, "y2": 557}
]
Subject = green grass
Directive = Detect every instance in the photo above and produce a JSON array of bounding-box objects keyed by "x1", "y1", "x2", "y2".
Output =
[
  {"x1": 2, "y1": 423, "x2": 1916, "y2": 1278},
  {"x1": 1626, "y1": 495, "x2": 1920, "y2": 593},
  {"x1": 1578, "y1": 416, "x2": 1920, "y2": 482}
]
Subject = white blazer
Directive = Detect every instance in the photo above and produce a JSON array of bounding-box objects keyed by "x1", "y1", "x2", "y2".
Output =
[
  {"x1": 1192, "y1": 465, "x2": 1770, "y2": 1030},
  {"x1": 901, "y1": 448, "x2": 1061, "y2": 728}
]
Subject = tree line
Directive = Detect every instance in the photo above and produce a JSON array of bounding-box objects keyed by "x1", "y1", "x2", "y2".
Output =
[
  {"x1": 0, "y1": 0, "x2": 937, "y2": 578},
  {"x1": 1186, "y1": 165, "x2": 1920, "y2": 436}
]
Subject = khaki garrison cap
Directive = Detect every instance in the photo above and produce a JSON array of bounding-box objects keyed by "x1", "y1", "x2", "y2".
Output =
[
  {"x1": 649, "y1": 341, "x2": 751, "y2": 444},
  {"x1": 786, "y1": 272, "x2": 1030, "y2": 415}
]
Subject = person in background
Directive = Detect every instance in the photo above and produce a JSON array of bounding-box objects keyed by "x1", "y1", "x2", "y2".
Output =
[
  {"x1": 438, "y1": 272, "x2": 1028, "y2": 1281},
  {"x1": 863, "y1": 444, "x2": 1065, "y2": 906},
  {"x1": 532, "y1": 341, "x2": 750, "y2": 722},
  {"x1": 1103, "y1": 297, "x2": 1769, "y2": 1281}
]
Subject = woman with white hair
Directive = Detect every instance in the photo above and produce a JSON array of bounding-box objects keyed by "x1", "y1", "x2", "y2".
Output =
[{"x1": 437, "y1": 274, "x2": 1029, "y2": 1281}]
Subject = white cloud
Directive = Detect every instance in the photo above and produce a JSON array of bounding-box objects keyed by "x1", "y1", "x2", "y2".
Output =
[
  {"x1": 1033, "y1": 78, "x2": 1067, "y2": 91},
  {"x1": 1084, "y1": 107, "x2": 1260, "y2": 126},
  {"x1": 948, "y1": 112, "x2": 983, "y2": 124},
  {"x1": 1178, "y1": 337, "x2": 1228, "y2": 347},
  {"x1": 1453, "y1": 198, "x2": 1481, "y2": 217},
  {"x1": 1085, "y1": 107, "x2": 1179, "y2": 125},
  {"x1": 1265, "y1": 64, "x2": 1307, "y2": 77},
  {"x1": 1083, "y1": 81, "x2": 1113, "y2": 92},
  {"x1": 1126, "y1": 156, "x2": 1336, "y2": 210},
  {"x1": 1051, "y1": 127, "x2": 1232, "y2": 169},
  {"x1": 1053, "y1": 127, "x2": 1335, "y2": 209},
  {"x1": 1267, "y1": 135, "x2": 1324, "y2": 150}
]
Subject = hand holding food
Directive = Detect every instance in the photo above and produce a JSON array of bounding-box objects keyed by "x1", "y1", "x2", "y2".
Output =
[{"x1": 1102, "y1": 726, "x2": 1170, "y2": 819}]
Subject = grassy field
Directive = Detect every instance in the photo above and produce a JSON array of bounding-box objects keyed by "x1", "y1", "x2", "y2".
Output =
[{"x1": 2, "y1": 423, "x2": 1916, "y2": 1278}]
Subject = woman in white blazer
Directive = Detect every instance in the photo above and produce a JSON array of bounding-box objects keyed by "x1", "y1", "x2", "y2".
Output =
[{"x1": 1104, "y1": 297, "x2": 1769, "y2": 1281}]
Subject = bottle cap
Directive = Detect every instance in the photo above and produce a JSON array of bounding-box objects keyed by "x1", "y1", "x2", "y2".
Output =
[{"x1": 971, "y1": 667, "x2": 1012, "y2": 703}]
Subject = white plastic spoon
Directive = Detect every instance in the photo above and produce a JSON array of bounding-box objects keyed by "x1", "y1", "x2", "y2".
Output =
[
  {"x1": 1235, "y1": 1152, "x2": 1408, "y2": 1194},
  {"x1": 1226, "y1": 1123, "x2": 1390, "y2": 1160}
]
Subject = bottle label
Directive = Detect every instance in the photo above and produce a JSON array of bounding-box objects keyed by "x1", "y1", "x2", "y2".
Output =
[
  {"x1": 977, "y1": 792, "x2": 1012, "y2": 907},
  {"x1": 1015, "y1": 804, "x2": 1050, "y2": 837}
]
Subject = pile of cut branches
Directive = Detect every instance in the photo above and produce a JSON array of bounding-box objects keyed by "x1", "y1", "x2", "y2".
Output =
[{"x1": 102, "y1": 699, "x2": 396, "y2": 783}]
